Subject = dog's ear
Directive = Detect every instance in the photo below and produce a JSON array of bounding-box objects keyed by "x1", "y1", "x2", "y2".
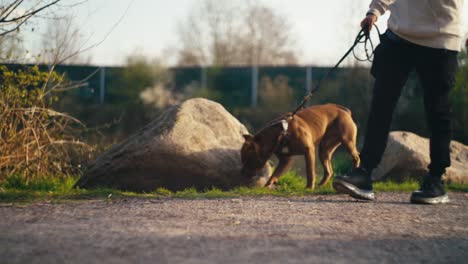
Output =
[{"x1": 243, "y1": 134, "x2": 254, "y2": 142}]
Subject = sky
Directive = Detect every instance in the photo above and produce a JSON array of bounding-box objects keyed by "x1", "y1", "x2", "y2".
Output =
[{"x1": 23, "y1": 0, "x2": 468, "y2": 66}]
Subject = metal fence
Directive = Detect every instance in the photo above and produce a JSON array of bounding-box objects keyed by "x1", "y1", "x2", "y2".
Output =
[{"x1": 2, "y1": 64, "x2": 355, "y2": 108}]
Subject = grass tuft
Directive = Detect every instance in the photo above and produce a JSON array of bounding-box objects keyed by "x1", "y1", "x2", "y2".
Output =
[
  {"x1": 155, "y1": 187, "x2": 172, "y2": 196},
  {"x1": 173, "y1": 188, "x2": 200, "y2": 199},
  {"x1": 3, "y1": 175, "x2": 77, "y2": 192}
]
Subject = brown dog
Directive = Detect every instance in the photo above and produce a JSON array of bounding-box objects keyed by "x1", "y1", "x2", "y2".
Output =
[{"x1": 241, "y1": 104, "x2": 360, "y2": 190}]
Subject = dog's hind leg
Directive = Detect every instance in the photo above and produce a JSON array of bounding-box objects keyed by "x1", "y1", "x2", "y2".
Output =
[
  {"x1": 318, "y1": 140, "x2": 340, "y2": 186},
  {"x1": 304, "y1": 147, "x2": 316, "y2": 190},
  {"x1": 340, "y1": 118, "x2": 360, "y2": 168},
  {"x1": 265, "y1": 155, "x2": 293, "y2": 189},
  {"x1": 343, "y1": 139, "x2": 360, "y2": 169}
]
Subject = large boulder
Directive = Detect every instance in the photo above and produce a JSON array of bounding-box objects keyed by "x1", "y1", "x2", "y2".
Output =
[
  {"x1": 372, "y1": 131, "x2": 468, "y2": 184},
  {"x1": 75, "y1": 98, "x2": 271, "y2": 192}
]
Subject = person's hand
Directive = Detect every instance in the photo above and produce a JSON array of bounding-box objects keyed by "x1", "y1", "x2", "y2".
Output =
[{"x1": 360, "y1": 14, "x2": 377, "y2": 34}]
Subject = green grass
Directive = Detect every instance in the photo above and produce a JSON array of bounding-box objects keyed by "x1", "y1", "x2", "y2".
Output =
[
  {"x1": 445, "y1": 182, "x2": 468, "y2": 192},
  {"x1": 0, "y1": 172, "x2": 466, "y2": 203},
  {"x1": 374, "y1": 181, "x2": 420, "y2": 192}
]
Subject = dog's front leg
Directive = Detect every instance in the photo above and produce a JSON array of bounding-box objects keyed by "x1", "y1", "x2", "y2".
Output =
[
  {"x1": 305, "y1": 147, "x2": 316, "y2": 190},
  {"x1": 265, "y1": 155, "x2": 293, "y2": 189}
]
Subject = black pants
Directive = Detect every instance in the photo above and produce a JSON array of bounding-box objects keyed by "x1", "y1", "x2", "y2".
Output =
[{"x1": 360, "y1": 31, "x2": 459, "y2": 177}]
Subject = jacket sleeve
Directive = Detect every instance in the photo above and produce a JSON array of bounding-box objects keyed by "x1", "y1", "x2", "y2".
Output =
[{"x1": 367, "y1": 0, "x2": 395, "y2": 17}]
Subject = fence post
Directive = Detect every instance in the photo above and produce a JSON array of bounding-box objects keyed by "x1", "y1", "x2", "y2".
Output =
[
  {"x1": 100, "y1": 67, "x2": 106, "y2": 104},
  {"x1": 306, "y1": 66, "x2": 312, "y2": 94},
  {"x1": 251, "y1": 66, "x2": 258, "y2": 107},
  {"x1": 201, "y1": 67, "x2": 207, "y2": 89}
]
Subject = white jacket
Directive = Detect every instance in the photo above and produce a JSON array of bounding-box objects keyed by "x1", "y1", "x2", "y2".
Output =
[{"x1": 368, "y1": 0, "x2": 465, "y2": 51}]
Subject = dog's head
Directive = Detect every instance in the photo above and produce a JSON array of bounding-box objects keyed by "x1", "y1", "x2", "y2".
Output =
[{"x1": 241, "y1": 134, "x2": 267, "y2": 178}]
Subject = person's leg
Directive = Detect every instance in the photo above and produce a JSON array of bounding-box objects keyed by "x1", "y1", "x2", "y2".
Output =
[
  {"x1": 358, "y1": 76, "x2": 409, "y2": 170},
  {"x1": 411, "y1": 47, "x2": 458, "y2": 204},
  {"x1": 416, "y1": 48, "x2": 458, "y2": 177},
  {"x1": 359, "y1": 39, "x2": 414, "y2": 171},
  {"x1": 333, "y1": 32, "x2": 413, "y2": 200}
]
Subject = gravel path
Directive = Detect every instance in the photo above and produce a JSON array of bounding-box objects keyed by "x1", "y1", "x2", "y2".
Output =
[{"x1": 1, "y1": 192, "x2": 467, "y2": 264}]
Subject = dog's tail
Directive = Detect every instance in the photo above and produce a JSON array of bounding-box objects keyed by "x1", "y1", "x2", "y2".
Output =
[
  {"x1": 333, "y1": 104, "x2": 352, "y2": 114},
  {"x1": 333, "y1": 104, "x2": 358, "y2": 124}
]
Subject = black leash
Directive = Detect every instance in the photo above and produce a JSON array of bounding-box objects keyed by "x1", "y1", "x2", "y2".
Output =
[{"x1": 291, "y1": 25, "x2": 381, "y2": 116}]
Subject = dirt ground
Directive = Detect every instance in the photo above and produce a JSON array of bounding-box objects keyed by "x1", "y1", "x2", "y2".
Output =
[{"x1": 1, "y1": 192, "x2": 467, "y2": 264}]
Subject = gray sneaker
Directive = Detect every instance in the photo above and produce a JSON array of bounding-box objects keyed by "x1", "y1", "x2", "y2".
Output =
[
  {"x1": 333, "y1": 167, "x2": 375, "y2": 201},
  {"x1": 410, "y1": 176, "x2": 449, "y2": 205}
]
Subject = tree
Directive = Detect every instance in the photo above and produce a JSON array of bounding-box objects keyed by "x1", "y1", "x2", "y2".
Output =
[
  {"x1": 0, "y1": 0, "x2": 82, "y2": 64},
  {"x1": 0, "y1": 0, "x2": 62, "y2": 37},
  {"x1": 39, "y1": 15, "x2": 89, "y2": 65},
  {"x1": 241, "y1": 4, "x2": 297, "y2": 65},
  {"x1": 0, "y1": 31, "x2": 23, "y2": 62},
  {"x1": 1, "y1": 0, "x2": 129, "y2": 65},
  {"x1": 177, "y1": 0, "x2": 297, "y2": 66},
  {"x1": 0, "y1": 0, "x2": 60, "y2": 62}
]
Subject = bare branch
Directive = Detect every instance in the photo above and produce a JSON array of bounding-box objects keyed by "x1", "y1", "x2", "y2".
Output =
[
  {"x1": 0, "y1": 0, "x2": 61, "y2": 23},
  {"x1": 0, "y1": 0, "x2": 23, "y2": 22},
  {"x1": 0, "y1": 0, "x2": 63, "y2": 38},
  {"x1": 0, "y1": 14, "x2": 28, "y2": 36},
  {"x1": 11, "y1": 107, "x2": 86, "y2": 127}
]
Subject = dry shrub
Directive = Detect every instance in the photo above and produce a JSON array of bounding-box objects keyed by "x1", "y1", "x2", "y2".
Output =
[{"x1": 0, "y1": 65, "x2": 94, "y2": 181}]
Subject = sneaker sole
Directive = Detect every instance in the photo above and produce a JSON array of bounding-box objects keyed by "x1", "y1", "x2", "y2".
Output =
[
  {"x1": 410, "y1": 194, "x2": 450, "y2": 205},
  {"x1": 333, "y1": 179, "x2": 375, "y2": 201}
]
